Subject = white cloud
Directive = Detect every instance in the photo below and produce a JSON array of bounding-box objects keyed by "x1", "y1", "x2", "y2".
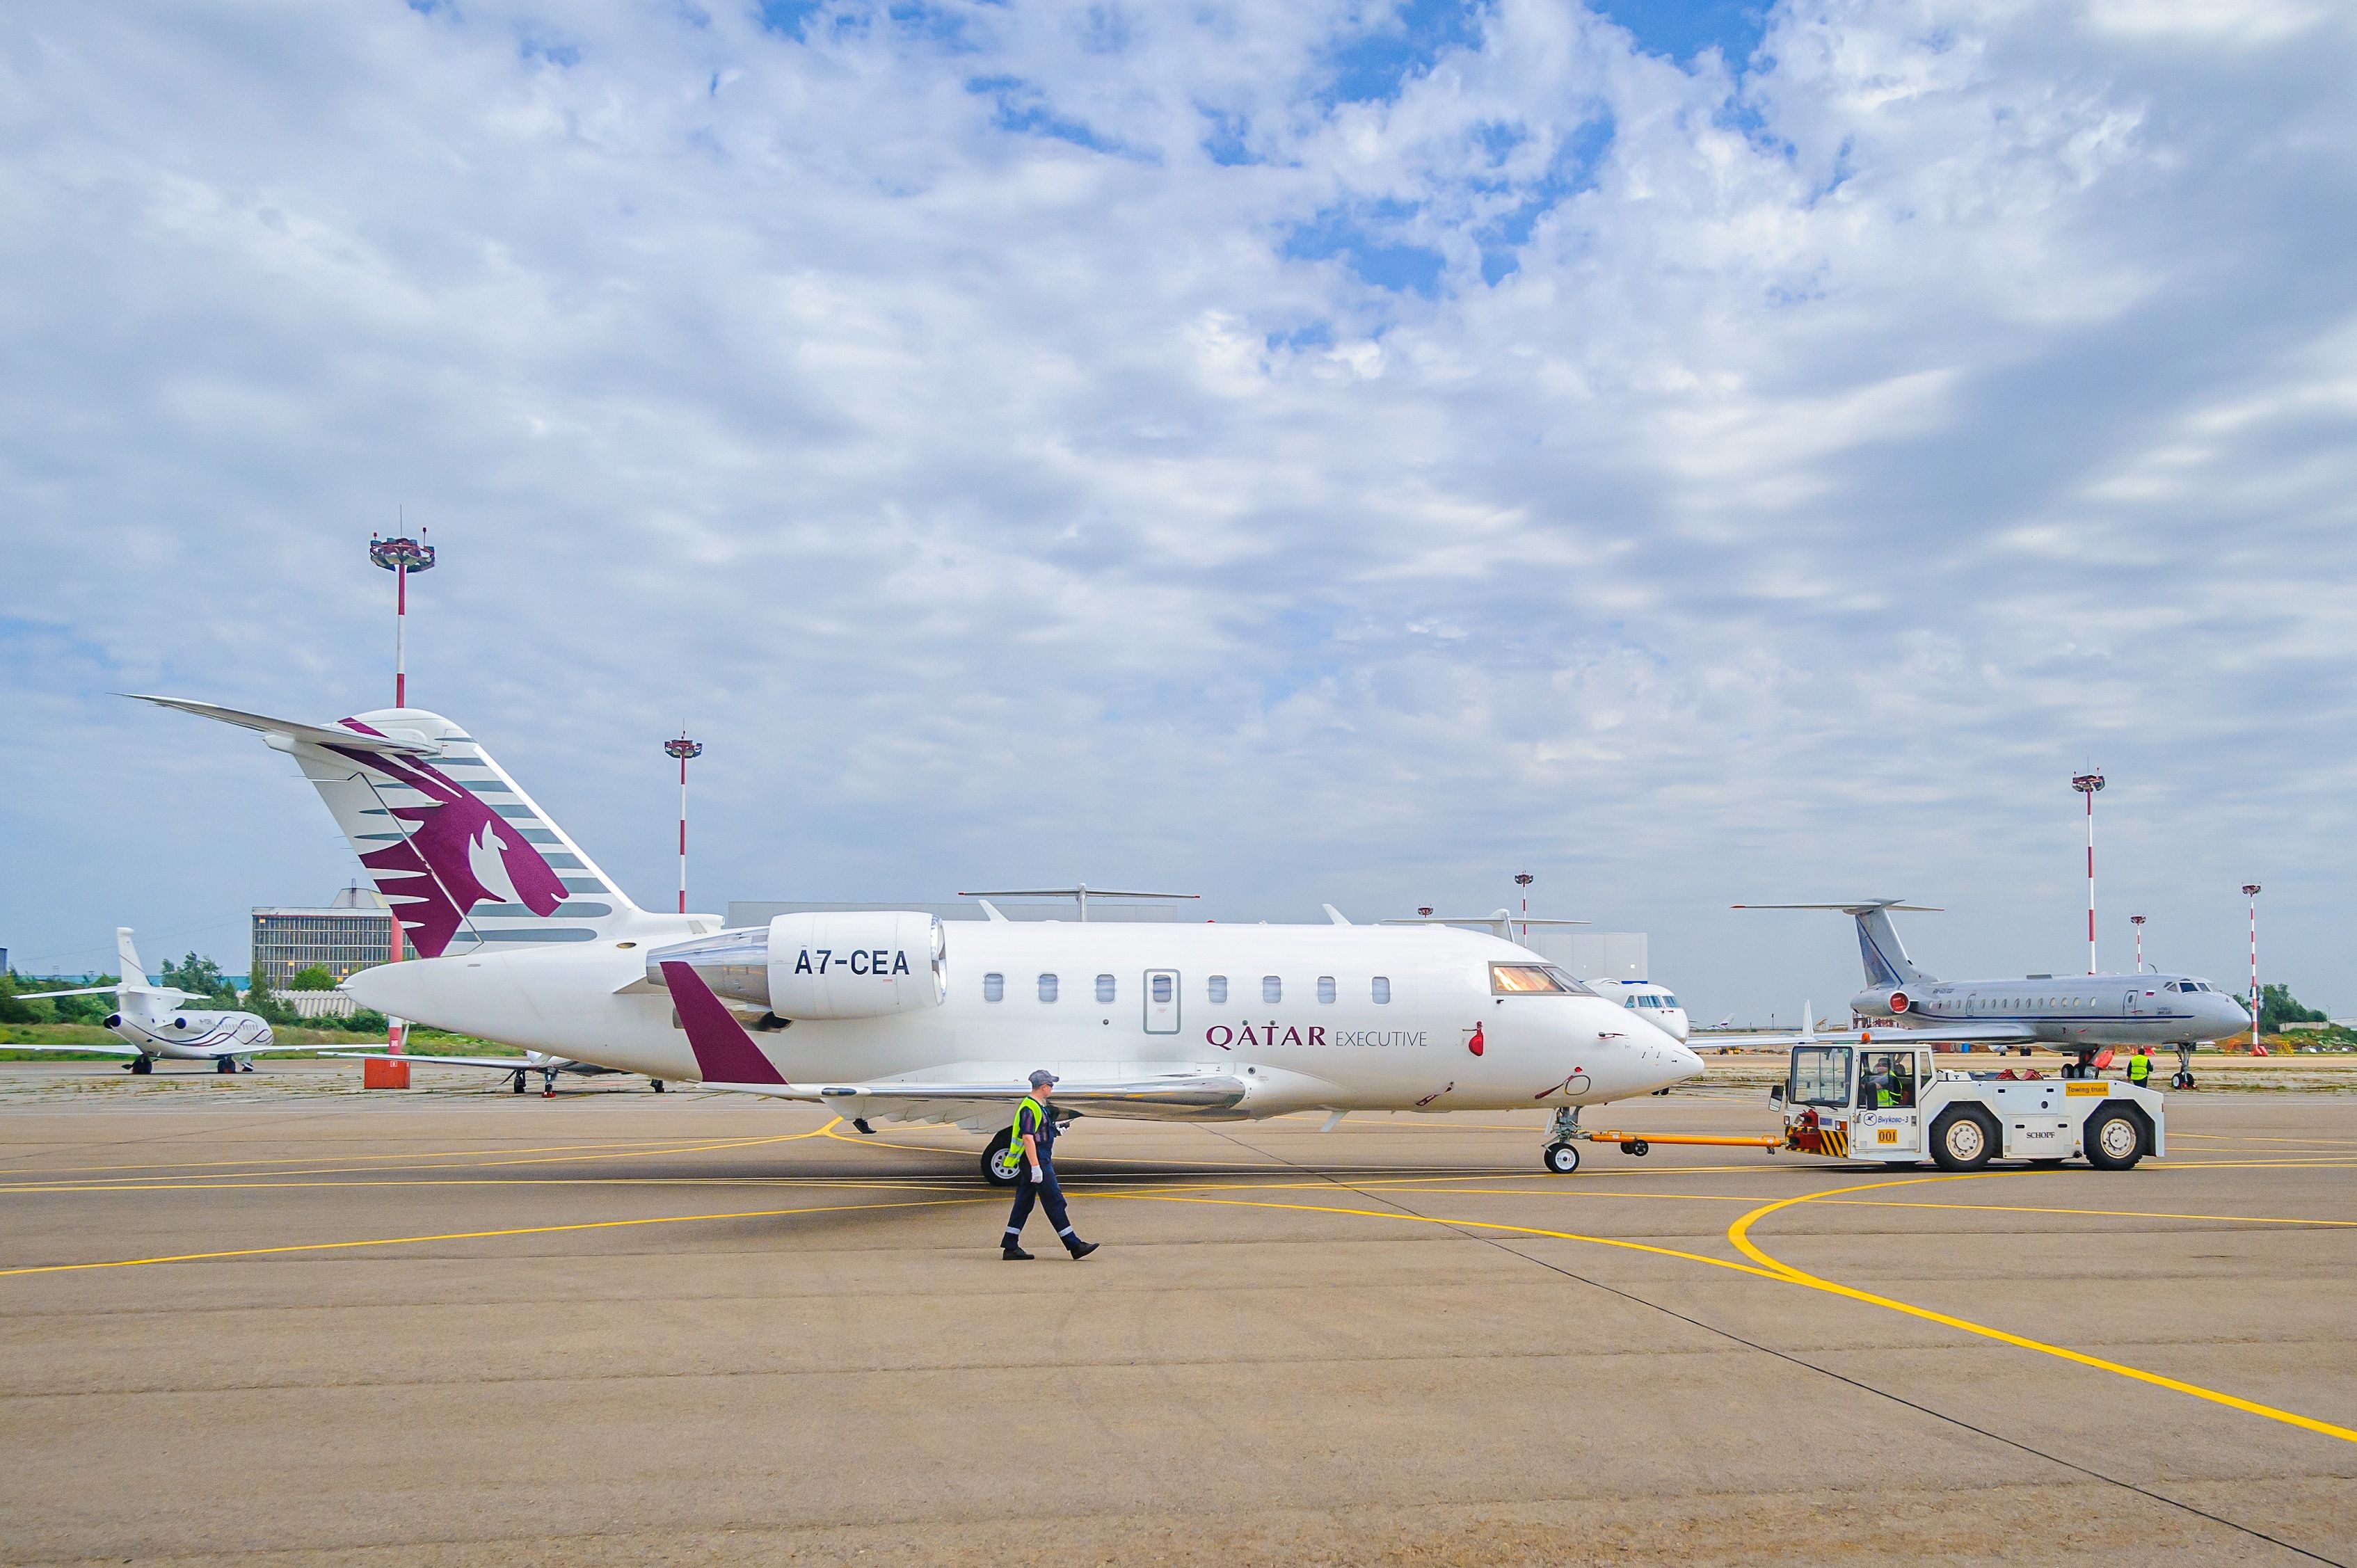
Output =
[{"x1": 1, "y1": 0, "x2": 2354, "y2": 1014}]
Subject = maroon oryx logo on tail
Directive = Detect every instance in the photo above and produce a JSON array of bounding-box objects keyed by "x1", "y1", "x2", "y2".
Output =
[{"x1": 330, "y1": 722, "x2": 569, "y2": 957}]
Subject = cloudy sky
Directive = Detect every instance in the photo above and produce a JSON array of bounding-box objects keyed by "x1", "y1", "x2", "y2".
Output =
[{"x1": 3, "y1": 0, "x2": 2353, "y2": 1018}]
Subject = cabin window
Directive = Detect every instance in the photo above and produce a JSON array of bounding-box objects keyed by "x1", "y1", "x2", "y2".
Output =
[
  {"x1": 1151, "y1": 974, "x2": 1174, "y2": 1005},
  {"x1": 1263, "y1": 975, "x2": 1282, "y2": 1004},
  {"x1": 1038, "y1": 973, "x2": 1059, "y2": 1003},
  {"x1": 983, "y1": 973, "x2": 1004, "y2": 1002},
  {"x1": 1316, "y1": 976, "x2": 1336, "y2": 1004},
  {"x1": 1208, "y1": 975, "x2": 1229, "y2": 1005},
  {"x1": 1096, "y1": 973, "x2": 1117, "y2": 1005},
  {"x1": 1371, "y1": 977, "x2": 1391, "y2": 1005}
]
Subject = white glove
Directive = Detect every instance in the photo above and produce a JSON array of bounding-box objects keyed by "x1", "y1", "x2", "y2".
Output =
[{"x1": 1030, "y1": 1165, "x2": 1044, "y2": 1183}]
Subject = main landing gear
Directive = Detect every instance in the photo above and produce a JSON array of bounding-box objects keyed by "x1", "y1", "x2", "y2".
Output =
[
  {"x1": 650, "y1": 1080, "x2": 665, "y2": 1093},
  {"x1": 511, "y1": 1069, "x2": 529, "y2": 1094},
  {"x1": 982, "y1": 1126, "x2": 1021, "y2": 1187},
  {"x1": 128, "y1": 1056, "x2": 154, "y2": 1075},
  {"x1": 216, "y1": 1056, "x2": 238, "y2": 1074},
  {"x1": 1542, "y1": 1105, "x2": 1583, "y2": 1174}
]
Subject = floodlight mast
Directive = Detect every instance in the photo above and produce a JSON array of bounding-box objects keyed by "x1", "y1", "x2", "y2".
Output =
[
  {"x1": 2243, "y1": 883, "x2": 2262, "y2": 1053},
  {"x1": 2072, "y1": 771, "x2": 2104, "y2": 974},
  {"x1": 1514, "y1": 872, "x2": 1535, "y2": 943},
  {"x1": 665, "y1": 734, "x2": 703, "y2": 915},
  {"x1": 2130, "y1": 913, "x2": 2147, "y2": 973},
  {"x1": 368, "y1": 529, "x2": 436, "y2": 709}
]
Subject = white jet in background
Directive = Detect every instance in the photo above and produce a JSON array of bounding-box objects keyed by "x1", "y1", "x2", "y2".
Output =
[
  {"x1": 139, "y1": 696, "x2": 1708, "y2": 1175},
  {"x1": 8, "y1": 928, "x2": 314, "y2": 1075}
]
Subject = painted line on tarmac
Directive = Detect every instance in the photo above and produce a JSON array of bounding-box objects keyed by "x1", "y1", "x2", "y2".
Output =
[
  {"x1": 1725, "y1": 1175, "x2": 2357, "y2": 1446},
  {"x1": 0, "y1": 1126, "x2": 845, "y2": 1192},
  {"x1": 0, "y1": 1194, "x2": 991, "y2": 1278},
  {"x1": 0, "y1": 1128, "x2": 831, "y2": 1181},
  {"x1": 1815, "y1": 1195, "x2": 2357, "y2": 1228}
]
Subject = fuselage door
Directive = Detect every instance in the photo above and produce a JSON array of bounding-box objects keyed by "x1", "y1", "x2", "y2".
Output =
[{"x1": 1143, "y1": 969, "x2": 1180, "y2": 1035}]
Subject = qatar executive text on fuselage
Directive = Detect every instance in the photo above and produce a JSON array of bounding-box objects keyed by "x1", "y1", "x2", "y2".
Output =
[{"x1": 138, "y1": 697, "x2": 1702, "y2": 1171}]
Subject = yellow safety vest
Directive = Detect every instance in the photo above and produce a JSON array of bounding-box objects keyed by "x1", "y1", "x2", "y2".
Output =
[
  {"x1": 991, "y1": 1096, "x2": 1047, "y2": 1180},
  {"x1": 2127, "y1": 1053, "x2": 2151, "y2": 1085}
]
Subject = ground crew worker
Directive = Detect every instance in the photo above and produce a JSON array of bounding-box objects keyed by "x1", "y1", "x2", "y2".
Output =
[
  {"x1": 1001, "y1": 1071, "x2": 1098, "y2": 1261},
  {"x1": 2126, "y1": 1047, "x2": 2154, "y2": 1088}
]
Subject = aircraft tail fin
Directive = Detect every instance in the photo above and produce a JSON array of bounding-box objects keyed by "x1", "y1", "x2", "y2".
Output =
[
  {"x1": 115, "y1": 929, "x2": 152, "y2": 991},
  {"x1": 136, "y1": 698, "x2": 658, "y2": 960},
  {"x1": 1733, "y1": 901, "x2": 1938, "y2": 989}
]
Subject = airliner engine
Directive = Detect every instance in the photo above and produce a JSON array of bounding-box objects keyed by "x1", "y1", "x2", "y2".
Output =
[
  {"x1": 648, "y1": 912, "x2": 946, "y2": 1020},
  {"x1": 1851, "y1": 987, "x2": 1911, "y2": 1018}
]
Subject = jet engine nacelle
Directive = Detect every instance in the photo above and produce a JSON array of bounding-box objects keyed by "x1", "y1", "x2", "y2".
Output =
[
  {"x1": 1851, "y1": 987, "x2": 1911, "y2": 1018},
  {"x1": 649, "y1": 912, "x2": 946, "y2": 1020}
]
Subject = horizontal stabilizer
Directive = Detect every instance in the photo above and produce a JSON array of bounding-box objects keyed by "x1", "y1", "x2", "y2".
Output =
[{"x1": 126, "y1": 695, "x2": 436, "y2": 755}]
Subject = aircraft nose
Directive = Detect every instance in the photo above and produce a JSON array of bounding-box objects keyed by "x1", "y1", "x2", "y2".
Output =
[{"x1": 2212, "y1": 994, "x2": 2251, "y2": 1037}]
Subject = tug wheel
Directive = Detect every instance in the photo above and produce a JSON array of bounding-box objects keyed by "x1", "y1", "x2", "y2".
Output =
[
  {"x1": 1542, "y1": 1142, "x2": 1581, "y2": 1175},
  {"x1": 1930, "y1": 1108, "x2": 1997, "y2": 1171},
  {"x1": 2085, "y1": 1107, "x2": 2143, "y2": 1171}
]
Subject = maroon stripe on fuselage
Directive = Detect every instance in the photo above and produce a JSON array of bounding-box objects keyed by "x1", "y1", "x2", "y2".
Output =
[{"x1": 660, "y1": 961, "x2": 788, "y2": 1085}]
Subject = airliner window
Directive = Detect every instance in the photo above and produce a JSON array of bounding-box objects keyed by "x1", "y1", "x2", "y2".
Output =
[
  {"x1": 983, "y1": 973, "x2": 1004, "y2": 1003},
  {"x1": 1151, "y1": 975, "x2": 1173, "y2": 1004},
  {"x1": 1789, "y1": 1046, "x2": 1851, "y2": 1108},
  {"x1": 1038, "y1": 973, "x2": 1058, "y2": 1003},
  {"x1": 1317, "y1": 976, "x2": 1336, "y2": 1004},
  {"x1": 1263, "y1": 975, "x2": 1282, "y2": 1004},
  {"x1": 1372, "y1": 977, "x2": 1391, "y2": 1005},
  {"x1": 1096, "y1": 973, "x2": 1116, "y2": 1005},
  {"x1": 1208, "y1": 975, "x2": 1228, "y2": 1005}
]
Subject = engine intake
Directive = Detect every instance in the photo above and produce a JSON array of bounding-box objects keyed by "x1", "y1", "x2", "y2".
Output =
[{"x1": 649, "y1": 912, "x2": 946, "y2": 1020}]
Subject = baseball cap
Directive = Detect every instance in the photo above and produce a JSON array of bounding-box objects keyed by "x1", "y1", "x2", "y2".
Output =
[{"x1": 1028, "y1": 1069, "x2": 1059, "y2": 1088}]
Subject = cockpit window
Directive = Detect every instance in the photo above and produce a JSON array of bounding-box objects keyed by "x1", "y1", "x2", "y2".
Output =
[{"x1": 1490, "y1": 963, "x2": 1595, "y2": 997}]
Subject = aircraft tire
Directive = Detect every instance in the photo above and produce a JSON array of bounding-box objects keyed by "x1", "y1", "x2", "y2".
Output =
[
  {"x1": 1542, "y1": 1142, "x2": 1581, "y2": 1175},
  {"x1": 1929, "y1": 1108, "x2": 1997, "y2": 1171},
  {"x1": 982, "y1": 1128, "x2": 1021, "y2": 1187},
  {"x1": 512, "y1": 1073, "x2": 527, "y2": 1094},
  {"x1": 131, "y1": 1057, "x2": 153, "y2": 1076},
  {"x1": 2084, "y1": 1107, "x2": 2143, "y2": 1171},
  {"x1": 651, "y1": 1080, "x2": 665, "y2": 1093},
  {"x1": 215, "y1": 1056, "x2": 237, "y2": 1075}
]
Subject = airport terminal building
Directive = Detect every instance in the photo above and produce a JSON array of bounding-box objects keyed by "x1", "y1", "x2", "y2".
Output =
[{"x1": 250, "y1": 886, "x2": 396, "y2": 1014}]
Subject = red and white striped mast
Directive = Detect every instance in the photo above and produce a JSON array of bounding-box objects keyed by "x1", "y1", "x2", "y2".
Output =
[
  {"x1": 666, "y1": 734, "x2": 703, "y2": 914},
  {"x1": 2072, "y1": 771, "x2": 2104, "y2": 974},
  {"x1": 368, "y1": 527, "x2": 434, "y2": 709},
  {"x1": 2243, "y1": 883, "x2": 2262, "y2": 1052}
]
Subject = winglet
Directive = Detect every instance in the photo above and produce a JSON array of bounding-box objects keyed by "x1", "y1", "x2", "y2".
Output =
[
  {"x1": 660, "y1": 961, "x2": 788, "y2": 1085},
  {"x1": 977, "y1": 899, "x2": 1009, "y2": 924},
  {"x1": 1323, "y1": 904, "x2": 1351, "y2": 926}
]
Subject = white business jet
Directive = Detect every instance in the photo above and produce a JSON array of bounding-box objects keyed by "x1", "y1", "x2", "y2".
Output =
[
  {"x1": 321, "y1": 1046, "x2": 666, "y2": 1096},
  {"x1": 9, "y1": 928, "x2": 307, "y2": 1074},
  {"x1": 136, "y1": 696, "x2": 1704, "y2": 1175}
]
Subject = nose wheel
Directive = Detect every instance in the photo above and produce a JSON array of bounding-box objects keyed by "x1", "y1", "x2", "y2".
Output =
[{"x1": 1542, "y1": 1105, "x2": 1583, "y2": 1174}]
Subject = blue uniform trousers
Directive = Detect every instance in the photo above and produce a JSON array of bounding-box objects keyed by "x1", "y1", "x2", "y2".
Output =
[{"x1": 1003, "y1": 1162, "x2": 1077, "y2": 1247}]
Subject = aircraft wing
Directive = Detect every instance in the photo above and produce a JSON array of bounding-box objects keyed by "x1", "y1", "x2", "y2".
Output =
[
  {"x1": 697, "y1": 1066, "x2": 1254, "y2": 1112},
  {"x1": 10, "y1": 985, "x2": 127, "y2": 1000},
  {"x1": 1731, "y1": 1022, "x2": 2038, "y2": 1048},
  {"x1": 0, "y1": 1039, "x2": 145, "y2": 1056},
  {"x1": 321, "y1": 1050, "x2": 561, "y2": 1071}
]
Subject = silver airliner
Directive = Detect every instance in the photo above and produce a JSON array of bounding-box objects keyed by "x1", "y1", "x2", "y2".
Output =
[{"x1": 1736, "y1": 901, "x2": 2250, "y2": 1050}]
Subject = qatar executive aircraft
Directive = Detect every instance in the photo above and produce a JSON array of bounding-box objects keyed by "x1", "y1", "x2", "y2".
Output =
[
  {"x1": 1735, "y1": 901, "x2": 2251, "y2": 1061},
  {"x1": 9, "y1": 927, "x2": 317, "y2": 1073},
  {"x1": 137, "y1": 696, "x2": 1704, "y2": 1176}
]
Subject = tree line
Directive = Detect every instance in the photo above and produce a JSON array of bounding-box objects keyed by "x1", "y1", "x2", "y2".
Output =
[{"x1": 0, "y1": 952, "x2": 389, "y2": 1034}]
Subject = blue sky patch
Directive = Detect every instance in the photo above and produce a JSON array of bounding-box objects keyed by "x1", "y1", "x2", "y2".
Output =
[
  {"x1": 1591, "y1": 0, "x2": 1769, "y2": 66},
  {"x1": 1322, "y1": 0, "x2": 1485, "y2": 106},
  {"x1": 757, "y1": 1, "x2": 823, "y2": 37},
  {"x1": 1284, "y1": 207, "x2": 1446, "y2": 297}
]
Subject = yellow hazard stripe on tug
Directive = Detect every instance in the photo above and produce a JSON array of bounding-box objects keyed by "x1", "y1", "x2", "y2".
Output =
[{"x1": 1821, "y1": 1125, "x2": 1848, "y2": 1158}]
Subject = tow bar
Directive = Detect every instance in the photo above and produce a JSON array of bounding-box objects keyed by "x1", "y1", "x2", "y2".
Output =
[{"x1": 1582, "y1": 1130, "x2": 1785, "y2": 1158}]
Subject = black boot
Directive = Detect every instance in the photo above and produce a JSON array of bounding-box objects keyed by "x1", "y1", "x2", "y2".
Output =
[
  {"x1": 1002, "y1": 1243, "x2": 1034, "y2": 1261},
  {"x1": 1066, "y1": 1240, "x2": 1098, "y2": 1260}
]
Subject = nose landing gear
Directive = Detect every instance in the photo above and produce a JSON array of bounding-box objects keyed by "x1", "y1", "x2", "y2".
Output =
[{"x1": 1542, "y1": 1105, "x2": 1583, "y2": 1174}]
